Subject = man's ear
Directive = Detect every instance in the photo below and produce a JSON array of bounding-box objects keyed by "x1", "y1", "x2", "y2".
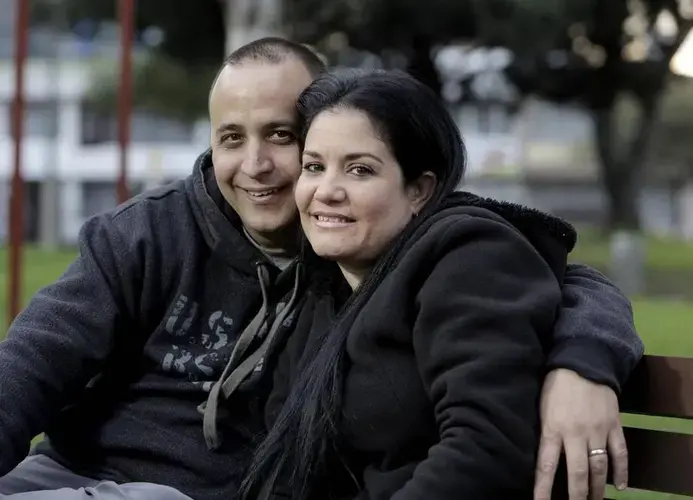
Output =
[{"x1": 406, "y1": 171, "x2": 437, "y2": 214}]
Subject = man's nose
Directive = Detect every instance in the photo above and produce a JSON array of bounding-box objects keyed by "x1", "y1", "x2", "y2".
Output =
[{"x1": 241, "y1": 143, "x2": 273, "y2": 178}]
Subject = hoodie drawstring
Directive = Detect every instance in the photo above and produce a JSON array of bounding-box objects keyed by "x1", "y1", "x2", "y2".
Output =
[
  {"x1": 201, "y1": 262, "x2": 302, "y2": 450},
  {"x1": 220, "y1": 262, "x2": 302, "y2": 399}
]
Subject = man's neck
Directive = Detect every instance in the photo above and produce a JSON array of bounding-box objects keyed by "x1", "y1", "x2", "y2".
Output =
[{"x1": 243, "y1": 226, "x2": 298, "y2": 270}]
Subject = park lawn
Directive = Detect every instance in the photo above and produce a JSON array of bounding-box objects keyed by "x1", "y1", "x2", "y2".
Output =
[
  {"x1": 571, "y1": 229, "x2": 693, "y2": 271},
  {"x1": 0, "y1": 246, "x2": 693, "y2": 498},
  {"x1": 0, "y1": 247, "x2": 76, "y2": 329}
]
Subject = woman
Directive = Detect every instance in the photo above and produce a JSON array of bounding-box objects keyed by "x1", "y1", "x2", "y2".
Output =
[{"x1": 240, "y1": 69, "x2": 597, "y2": 499}]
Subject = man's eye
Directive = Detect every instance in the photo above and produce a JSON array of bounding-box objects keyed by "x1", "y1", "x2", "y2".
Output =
[
  {"x1": 221, "y1": 133, "x2": 242, "y2": 143},
  {"x1": 270, "y1": 131, "x2": 295, "y2": 143}
]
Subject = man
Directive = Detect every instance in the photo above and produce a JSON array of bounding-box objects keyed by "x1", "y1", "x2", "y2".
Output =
[{"x1": 0, "y1": 38, "x2": 641, "y2": 500}]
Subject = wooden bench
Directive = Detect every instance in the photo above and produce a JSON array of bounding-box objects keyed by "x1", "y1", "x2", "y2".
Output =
[{"x1": 553, "y1": 354, "x2": 693, "y2": 499}]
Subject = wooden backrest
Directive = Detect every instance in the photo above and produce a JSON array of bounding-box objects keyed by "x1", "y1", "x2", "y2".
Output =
[
  {"x1": 553, "y1": 355, "x2": 693, "y2": 499},
  {"x1": 621, "y1": 355, "x2": 693, "y2": 419},
  {"x1": 615, "y1": 355, "x2": 693, "y2": 497}
]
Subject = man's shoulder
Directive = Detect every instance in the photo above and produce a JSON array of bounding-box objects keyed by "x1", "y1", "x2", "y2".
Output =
[
  {"x1": 112, "y1": 178, "x2": 191, "y2": 218},
  {"x1": 84, "y1": 177, "x2": 200, "y2": 250},
  {"x1": 114, "y1": 178, "x2": 197, "y2": 227}
]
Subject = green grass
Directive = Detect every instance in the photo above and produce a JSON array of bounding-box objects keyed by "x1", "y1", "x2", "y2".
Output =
[
  {"x1": 571, "y1": 229, "x2": 693, "y2": 270},
  {"x1": 570, "y1": 228, "x2": 693, "y2": 300},
  {"x1": 0, "y1": 247, "x2": 76, "y2": 329},
  {"x1": 632, "y1": 298, "x2": 693, "y2": 354},
  {"x1": 1, "y1": 244, "x2": 693, "y2": 498}
]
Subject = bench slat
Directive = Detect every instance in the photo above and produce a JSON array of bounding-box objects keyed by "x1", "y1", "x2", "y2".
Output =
[
  {"x1": 621, "y1": 355, "x2": 693, "y2": 419},
  {"x1": 550, "y1": 427, "x2": 693, "y2": 498},
  {"x1": 623, "y1": 427, "x2": 693, "y2": 495},
  {"x1": 547, "y1": 354, "x2": 693, "y2": 499}
]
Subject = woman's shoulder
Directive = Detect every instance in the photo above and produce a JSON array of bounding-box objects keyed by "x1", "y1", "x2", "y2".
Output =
[
  {"x1": 422, "y1": 191, "x2": 576, "y2": 253},
  {"x1": 401, "y1": 191, "x2": 576, "y2": 281}
]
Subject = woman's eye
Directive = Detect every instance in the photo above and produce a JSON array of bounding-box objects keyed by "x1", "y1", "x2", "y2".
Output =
[
  {"x1": 302, "y1": 163, "x2": 323, "y2": 173},
  {"x1": 349, "y1": 165, "x2": 374, "y2": 176}
]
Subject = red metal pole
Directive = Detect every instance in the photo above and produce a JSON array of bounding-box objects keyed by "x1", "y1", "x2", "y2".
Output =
[
  {"x1": 8, "y1": 0, "x2": 29, "y2": 324},
  {"x1": 117, "y1": 0, "x2": 134, "y2": 204}
]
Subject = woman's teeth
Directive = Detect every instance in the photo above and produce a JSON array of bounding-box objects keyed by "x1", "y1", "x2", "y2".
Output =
[{"x1": 317, "y1": 215, "x2": 352, "y2": 223}]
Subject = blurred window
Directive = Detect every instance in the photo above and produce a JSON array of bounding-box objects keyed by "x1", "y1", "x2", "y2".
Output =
[{"x1": 80, "y1": 101, "x2": 194, "y2": 145}]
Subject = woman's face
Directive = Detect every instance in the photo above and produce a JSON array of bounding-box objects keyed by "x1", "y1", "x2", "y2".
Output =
[{"x1": 295, "y1": 108, "x2": 432, "y2": 275}]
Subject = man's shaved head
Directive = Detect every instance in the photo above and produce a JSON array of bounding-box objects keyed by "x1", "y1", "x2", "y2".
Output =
[
  {"x1": 225, "y1": 37, "x2": 326, "y2": 75},
  {"x1": 210, "y1": 37, "x2": 326, "y2": 98}
]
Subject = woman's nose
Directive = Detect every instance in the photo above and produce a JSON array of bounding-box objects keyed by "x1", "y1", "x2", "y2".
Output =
[{"x1": 313, "y1": 173, "x2": 346, "y2": 203}]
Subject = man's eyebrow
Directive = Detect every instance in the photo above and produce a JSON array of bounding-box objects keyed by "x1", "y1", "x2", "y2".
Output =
[
  {"x1": 262, "y1": 120, "x2": 297, "y2": 130},
  {"x1": 215, "y1": 123, "x2": 243, "y2": 135},
  {"x1": 215, "y1": 121, "x2": 296, "y2": 135}
]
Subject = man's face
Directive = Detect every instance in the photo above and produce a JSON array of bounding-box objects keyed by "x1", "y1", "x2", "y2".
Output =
[{"x1": 209, "y1": 59, "x2": 313, "y2": 245}]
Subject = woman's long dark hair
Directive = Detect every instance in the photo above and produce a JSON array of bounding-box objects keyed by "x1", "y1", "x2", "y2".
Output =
[{"x1": 239, "y1": 68, "x2": 467, "y2": 500}]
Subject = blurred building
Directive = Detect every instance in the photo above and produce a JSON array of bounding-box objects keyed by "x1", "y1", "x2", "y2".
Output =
[
  {"x1": 0, "y1": 0, "x2": 210, "y2": 245},
  {"x1": 0, "y1": 58, "x2": 210, "y2": 245}
]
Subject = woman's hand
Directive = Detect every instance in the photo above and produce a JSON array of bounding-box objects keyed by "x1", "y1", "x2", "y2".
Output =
[{"x1": 533, "y1": 369, "x2": 628, "y2": 500}]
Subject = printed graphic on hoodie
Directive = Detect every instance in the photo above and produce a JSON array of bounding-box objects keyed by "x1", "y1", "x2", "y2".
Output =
[{"x1": 159, "y1": 294, "x2": 235, "y2": 391}]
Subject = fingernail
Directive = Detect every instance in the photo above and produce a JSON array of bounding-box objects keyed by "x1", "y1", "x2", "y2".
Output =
[{"x1": 617, "y1": 483, "x2": 627, "y2": 490}]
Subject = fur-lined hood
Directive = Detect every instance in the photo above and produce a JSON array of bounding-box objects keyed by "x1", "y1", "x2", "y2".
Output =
[
  {"x1": 416, "y1": 191, "x2": 577, "y2": 283},
  {"x1": 440, "y1": 191, "x2": 576, "y2": 252}
]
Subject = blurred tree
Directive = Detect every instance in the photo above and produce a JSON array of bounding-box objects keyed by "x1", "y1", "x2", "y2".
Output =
[
  {"x1": 52, "y1": 0, "x2": 692, "y2": 234},
  {"x1": 472, "y1": 0, "x2": 692, "y2": 294},
  {"x1": 463, "y1": 0, "x2": 692, "y2": 233},
  {"x1": 650, "y1": 78, "x2": 693, "y2": 176},
  {"x1": 37, "y1": 0, "x2": 226, "y2": 122},
  {"x1": 49, "y1": 0, "x2": 476, "y2": 121},
  {"x1": 85, "y1": 53, "x2": 219, "y2": 122},
  {"x1": 286, "y1": 0, "x2": 693, "y2": 235},
  {"x1": 54, "y1": 0, "x2": 226, "y2": 65}
]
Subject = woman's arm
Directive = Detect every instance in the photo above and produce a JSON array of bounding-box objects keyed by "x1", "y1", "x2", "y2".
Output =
[{"x1": 390, "y1": 215, "x2": 563, "y2": 500}]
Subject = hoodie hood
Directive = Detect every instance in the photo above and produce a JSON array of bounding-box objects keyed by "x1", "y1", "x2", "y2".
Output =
[
  {"x1": 441, "y1": 191, "x2": 576, "y2": 249},
  {"x1": 186, "y1": 148, "x2": 264, "y2": 276},
  {"x1": 422, "y1": 191, "x2": 577, "y2": 282}
]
